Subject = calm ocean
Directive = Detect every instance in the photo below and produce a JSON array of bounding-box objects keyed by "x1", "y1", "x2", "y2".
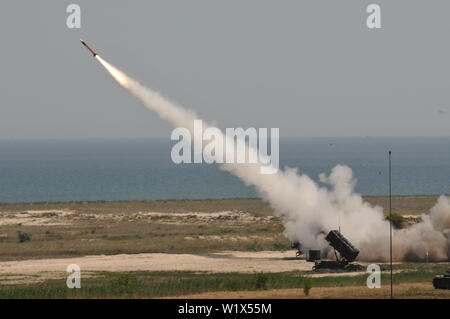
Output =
[{"x1": 0, "y1": 137, "x2": 449, "y2": 203}]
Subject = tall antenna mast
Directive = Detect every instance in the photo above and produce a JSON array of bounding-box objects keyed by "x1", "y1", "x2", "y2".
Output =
[
  {"x1": 338, "y1": 214, "x2": 341, "y2": 233},
  {"x1": 389, "y1": 150, "x2": 393, "y2": 299}
]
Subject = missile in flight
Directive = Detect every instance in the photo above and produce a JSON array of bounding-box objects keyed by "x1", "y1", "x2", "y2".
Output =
[{"x1": 80, "y1": 39, "x2": 98, "y2": 57}]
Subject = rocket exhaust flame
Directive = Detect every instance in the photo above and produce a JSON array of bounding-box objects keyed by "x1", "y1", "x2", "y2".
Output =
[
  {"x1": 96, "y1": 56, "x2": 130, "y2": 88},
  {"x1": 86, "y1": 46, "x2": 450, "y2": 262}
]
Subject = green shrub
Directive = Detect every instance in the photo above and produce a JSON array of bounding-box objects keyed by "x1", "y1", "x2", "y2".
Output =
[
  {"x1": 255, "y1": 272, "x2": 268, "y2": 290},
  {"x1": 17, "y1": 231, "x2": 31, "y2": 243},
  {"x1": 110, "y1": 273, "x2": 138, "y2": 296},
  {"x1": 385, "y1": 213, "x2": 405, "y2": 229},
  {"x1": 272, "y1": 241, "x2": 291, "y2": 251},
  {"x1": 303, "y1": 278, "x2": 313, "y2": 296}
]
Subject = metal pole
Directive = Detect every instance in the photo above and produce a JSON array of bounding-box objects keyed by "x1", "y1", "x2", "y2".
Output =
[{"x1": 389, "y1": 150, "x2": 393, "y2": 299}]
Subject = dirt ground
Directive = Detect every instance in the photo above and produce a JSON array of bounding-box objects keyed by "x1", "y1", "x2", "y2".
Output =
[
  {"x1": 0, "y1": 251, "x2": 313, "y2": 275},
  {"x1": 0, "y1": 250, "x2": 370, "y2": 285}
]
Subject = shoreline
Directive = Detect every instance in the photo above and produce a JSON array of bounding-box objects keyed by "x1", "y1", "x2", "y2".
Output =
[
  {"x1": 0, "y1": 195, "x2": 445, "y2": 217},
  {"x1": 0, "y1": 193, "x2": 447, "y2": 205}
]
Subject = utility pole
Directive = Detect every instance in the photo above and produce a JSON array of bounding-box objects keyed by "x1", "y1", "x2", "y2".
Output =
[{"x1": 389, "y1": 150, "x2": 393, "y2": 299}]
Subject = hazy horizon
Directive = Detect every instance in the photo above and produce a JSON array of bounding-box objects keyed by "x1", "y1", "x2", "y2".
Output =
[{"x1": 1, "y1": 135, "x2": 450, "y2": 141}]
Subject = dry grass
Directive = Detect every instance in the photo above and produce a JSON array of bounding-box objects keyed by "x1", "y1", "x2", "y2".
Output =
[
  {"x1": 1, "y1": 269, "x2": 448, "y2": 299},
  {"x1": 0, "y1": 195, "x2": 439, "y2": 216},
  {"x1": 0, "y1": 206, "x2": 286, "y2": 261},
  {"x1": 175, "y1": 282, "x2": 450, "y2": 299},
  {"x1": 0, "y1": 196, "x2": 439, "y2": 261}
]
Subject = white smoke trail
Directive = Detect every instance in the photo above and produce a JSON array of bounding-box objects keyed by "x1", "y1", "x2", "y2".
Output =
[{"x1": 96, "y1": 56, "x2": 450, "y2": 262}]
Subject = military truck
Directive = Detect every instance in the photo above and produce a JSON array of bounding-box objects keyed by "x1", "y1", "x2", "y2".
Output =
[
  {"x1": 313, "y1": 230, "x2": 362, "y2": 271},
  {"x1": 433, "y1": 269, "x2": 450, "y2": 290}
]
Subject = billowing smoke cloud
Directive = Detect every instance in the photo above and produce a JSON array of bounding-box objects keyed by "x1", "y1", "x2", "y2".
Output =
[{"x1": 96, "y1": 56, "x2": 450, "y2": 262}]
